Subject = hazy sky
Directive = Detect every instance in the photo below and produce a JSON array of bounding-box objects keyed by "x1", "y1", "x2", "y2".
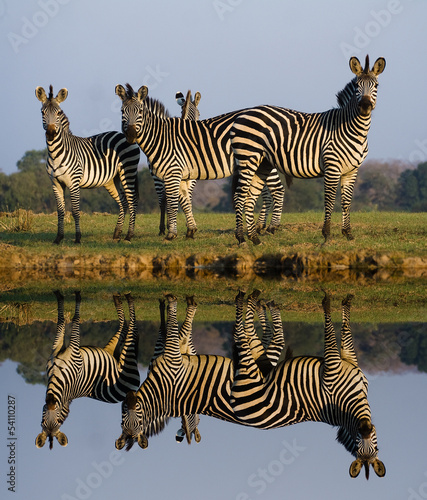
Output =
[{"x1": 1, "y1": 0, "x2": 426, "y2": 176}]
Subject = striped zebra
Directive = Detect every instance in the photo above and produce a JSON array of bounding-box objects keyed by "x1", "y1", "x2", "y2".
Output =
[
  {"x1": 115, "y1": 84, "x2": 286, "y2": 240},
  {"x1": 115, "y1": 292, "x2": 283, "y2": 450},
  {"x1": 231, "y1": 292, "x2": 385, "y2": 479},
  {"x1": 230, "y1": 55, "x2": 386, "y2": 244},
  {"x1": 35, "y1": 291, "x2": 140, "y2": 449},
  {"x1": 35, "y1": 85, "x2": 140, "y2": 244},
  {"x1": 152, "y1": 90, "x2": 201, "y2": 238}
]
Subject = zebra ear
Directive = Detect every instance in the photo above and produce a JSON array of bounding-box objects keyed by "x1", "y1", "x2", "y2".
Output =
[
  {"x1": 349, "y1": 57, "x2": 363, "y2": 76},
  {"x1": 35, "y1": 87, "x2": 47, "y2": 103},
  {"x1": 115, "y1": 433, "x2": 127, "y2": 450},
  {"x1": 349, "y1": 459, "x2": 363, "y2": 478},
  {"x1": 372, "y1": 458, "x2": 386, "y2": 477},
  {"x1": 372, "y1": 57, "x2": 386, "y2": 76},
  {"x1": 115, "y1": 84, "x2": 126, "y2": 101},
  {"x1": 137, "y1": 434, "x2": 148, "y2": 449},
  {"x1": 194, "y1": 92, "x2": 201, "y2": 107},
  {"x1": 55, "y1": 88, "x2": 68, "y2": 104},
  {"x1": 137, "y1": 86, "x2": 148, "y2": 102},
  {"x1": 35, "y1": 432, "x2": 47, "y2": 448},
  {"x1": 56, "y1": 431, "x2": 68, "y2": 447}
]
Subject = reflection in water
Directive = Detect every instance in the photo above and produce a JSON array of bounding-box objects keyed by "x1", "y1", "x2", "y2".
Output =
[
  {"x1": 35, "y1": 291, "x2": 140, "y2": 449},
  {"x1": 115, "y1": 290, "x2": 385, "y2": 479}
]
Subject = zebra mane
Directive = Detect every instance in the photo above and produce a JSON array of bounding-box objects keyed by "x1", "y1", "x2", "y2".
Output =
[
  {"x1": 145, "y1": 96, "x2": 170, "y2": 119},
  {"x1": 49, "y1": 85, "x2": 54, "y2": 99},
  {"x1": 145, "y1": 415, "x2": 170, "y2": 437},
  {"x1": 124, "y1": 83, "x2": 170, "y2": 118},
  {"x1": 336, "y1": 426, "x2": 356, "y2": 455},
  {"x1": 336, "y1": 78, "x2": 357, "y2": 108}
]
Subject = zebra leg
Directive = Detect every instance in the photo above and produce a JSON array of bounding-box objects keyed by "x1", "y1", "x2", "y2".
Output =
[
  {"x1": 245, "y1": 173, "x2": 266, "y2": 245},
  {"x1": 120, "y1": 168, "x2": 139, "y2": 242},
  {"x1": 104, "y1": 178, "x2": 126, "y2": 241},
  {"x1": 117, "y1": 293, "x2": 140, "y2": 392},
  {"x1": 339, "y1": 294, "x2": 358, "y2": 366},
  {"x1": 152, "y1": 174, "x2": 167, "y2": 236},
  {"x1": 103, "y1": 294, "x2": 126, "y2": 358},
  {"x1": 69, "y1": 185, "x2": 82, "y2": 244},
  {"x1": 322, "y1": 169, "x2": 340, "y2": 242},
  {"x1": 179, "y1": 296, "x2": 198, "y2": 354},
  {"x1": 256, "y1": 186, "x2": 271, "y2": 233},
  {"x1": 321, "y1": 292, "x2": 342, "y2": 392},
  {"x1": 51, "y1": 180, "x2": 66, "y2": 244},
  {"x1": 265, "y1": 169, "x2": 285, "y2": 234},
  {"x1": 340, "y1": 171, "x2": 358, "y2": 241},
  {"x1": 164, "y1": 176, "x2": 181, "y2": 240},
  {"x1": 178, "y1": 180, "x2": 198, "y2": 239}
]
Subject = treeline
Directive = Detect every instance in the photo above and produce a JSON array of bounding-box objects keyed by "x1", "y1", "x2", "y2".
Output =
[{"x1": 1, "y1": 149, "x2": 426, "y2": 213}]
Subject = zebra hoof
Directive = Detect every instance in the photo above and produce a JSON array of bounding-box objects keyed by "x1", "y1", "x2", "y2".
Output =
[
  {"x1": 249, "y1": 235, "x2": 262, "y2": 246},
  {"x1": 186, "y1": 228, "x2": 197, "y2": 239},
  {"x1": 267, "y1": 224, "x2": 279, "y2": 235},
  {"x1": 165, "y1": 232, "x2": 177, "y2": 241},
  {"x1": 342, "y1": 230, "x2": 354, "y2": 241}
]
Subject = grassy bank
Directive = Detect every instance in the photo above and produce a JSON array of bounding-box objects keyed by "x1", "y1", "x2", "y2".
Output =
[{"x1": 1, "y1": 210, "x2": 426, "y2": 258}]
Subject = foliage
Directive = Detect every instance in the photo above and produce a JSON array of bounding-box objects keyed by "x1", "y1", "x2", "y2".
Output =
[{"x1": 1, "y1": 150, "x2": 427, "y2": 213}]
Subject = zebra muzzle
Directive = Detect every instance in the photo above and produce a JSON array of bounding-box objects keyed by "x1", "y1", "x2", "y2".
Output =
[
  {"x1": 359, "y1": 96, "x2": 373, "y2": 116},
  {"x1": 125, "y1": 125, "x2": 137, "y2": 144},
  {"x1": 46, "y1": 124, "x2": 56, "y2": 141}
]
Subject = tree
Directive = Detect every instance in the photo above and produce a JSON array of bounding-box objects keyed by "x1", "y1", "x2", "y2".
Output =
[{"x1": 396, "y1": 162, "x2": 427, "y2": 211}]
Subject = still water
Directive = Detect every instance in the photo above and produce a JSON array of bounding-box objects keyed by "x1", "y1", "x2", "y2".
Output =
[{"x1": 0, "y1": 278, "x2": 426, "y2": 500}]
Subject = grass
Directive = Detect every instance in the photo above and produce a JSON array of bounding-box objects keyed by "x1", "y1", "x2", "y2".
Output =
[{"x1": 0, "y1": 210, "x2": 426, "y2": 259}]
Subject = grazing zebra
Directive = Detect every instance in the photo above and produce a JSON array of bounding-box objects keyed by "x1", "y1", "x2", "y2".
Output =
[
  {"x1": 231, "y1": 55, "x2": 386, "y2": 244},
  {"x1": 35, "y1": 291, "x2": 140, "y2": 449},
  {"x1": 115, "y1": 84, "x2": 286, "y2": 240},
  {"x1": 115, "y1": 292, "x2": 283, "y2": 450},
  {"x1": 35, "y1": 85, "x2": 140, "y2": 244},
  {"x1": 231, "y1": 292, "x2": 385, "y2": 479},
  {"x1": 152, "y1": 90, "x2": 201, "y2": 238}
]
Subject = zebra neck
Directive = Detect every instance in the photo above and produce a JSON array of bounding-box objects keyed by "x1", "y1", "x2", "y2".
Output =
[{"x1": 136, "y1": 111, "x2": 170, "y2": 162}]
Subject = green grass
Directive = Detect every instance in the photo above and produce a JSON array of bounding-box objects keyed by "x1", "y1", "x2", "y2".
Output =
[{"x1": 0, "y1": 210, "x2": 426, "y2": 259}]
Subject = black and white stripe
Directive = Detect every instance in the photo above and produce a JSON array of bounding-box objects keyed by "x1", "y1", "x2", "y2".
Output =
[
  {"x1": 35, "y1": 291, "x2": 140, "y2": 449},
  {"x1": 115, "y1": 84, "x2": 285, "y2": 240},
  {"x1": 231, "y1": 55, "x2": 386, "y2": 244},
  {"x1": 231, "y1": 292, "x2": 386, "y2": 479},
  {"x1": 35, "y1": 85, "x2": 140, "y2": 244},
  {"x1": 152, "y1": 90, "x2": 201, "y2": 238},
  {"x1": 115, "y1": 292, "x2": 283, "y2": 450}
]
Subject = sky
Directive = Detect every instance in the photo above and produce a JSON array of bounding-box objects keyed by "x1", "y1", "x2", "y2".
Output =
[
  {"x1": 1, "y1": 354, "x2": 427, "y2": 499},
  {"x1": 0, "y1": 0, "x2": 426, "y2": 176}
]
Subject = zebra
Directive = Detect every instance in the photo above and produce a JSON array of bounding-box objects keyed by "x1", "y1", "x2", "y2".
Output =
[
  {"x1": 152, "y1": 90, "x2": 201, "y2": 238},
  {"x1": 35, "y1": 85, "x2": 140, "y2": 244},
  {"x1": 115, "y1": 291, "x2": 283, "y2": 450},
  {"x1": 230, "y1": 55, "x2": 386, "y2": 244},
  {"x1": 35, "y1": 291, "x2": 140, "y2": 449},
  {"x1": 231, "y1": 292, "x2": 386, "y2": 479},
  {"x1": 154, "y1": 295, "x2": 202, "y2": 445},
  {"x1": 115, "y1": 84, "x2": 286, "y2": 240}
]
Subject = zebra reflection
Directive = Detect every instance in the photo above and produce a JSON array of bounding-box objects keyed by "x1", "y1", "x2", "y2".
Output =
[
  {"x1": 116, "y1": 295, "x2": 202, "y2": 450},
  {"x1": 36, "y1": 291, "x2": 140, "y2": 449},
  {"x1": 116, "y1": 292, "x2": 282, "y2": 450},
  {"x1": 231, "y1": 292, "x2": 385, "y2": 479}
]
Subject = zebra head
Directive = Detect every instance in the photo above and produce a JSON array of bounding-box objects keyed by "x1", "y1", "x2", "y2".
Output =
[
  {"x1": 337, "y1": 417, "x2": 385, "y2": 479},
  {"x1": 115, "y1": 391, "x2": 148, "y2": 451},
  {"x1": 35, "y1": 393, "x2": 68, "y2": 450},
  {"x1": 175, "y1": 90, "x2": 201, "y2": 120},
  {"x1": 115, "y1": 84, "x2": 148, "y2": 144},
  {"x1": 349, "y1": 55, "x2": 386, "y2": 117},
  {"x1": 35, "y1": 85, "x2": 68, "y2": 141}
]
